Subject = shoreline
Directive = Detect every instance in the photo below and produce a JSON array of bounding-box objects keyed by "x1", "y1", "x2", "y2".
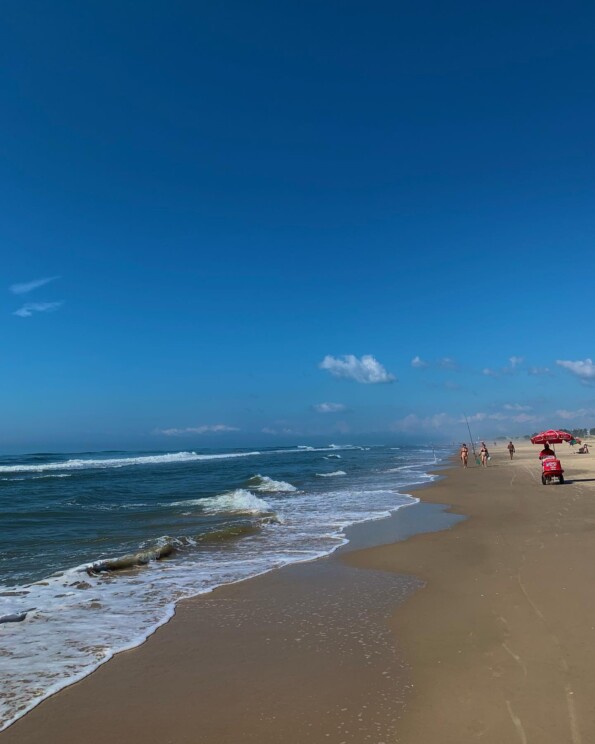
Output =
[
  {"x1": 4, "y1": 441, "x2": 595, "y2": 742},
  {"x1": 1, "y1": 457, "x2": 447, "y2": 737}
]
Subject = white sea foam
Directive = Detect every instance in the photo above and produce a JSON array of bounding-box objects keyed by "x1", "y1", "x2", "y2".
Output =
[
  {"x1": 200, "y1": 489, "x2": 273, "y2": 515},
  {"x1": 0, "y1": 451, "x2": 265, "y2": 474},
  {"x1": 0, "y1": 446, "x2": 361, "y2": 474},
  {"x1": 316, "y1": 470, "x2": 347, "y2": 477},
  {"x1": 247, "y1": 475, "x2": 297, "y2": 492},
  {"x1": 1, "y1": 474, "x2": 73, "y2": 481}
]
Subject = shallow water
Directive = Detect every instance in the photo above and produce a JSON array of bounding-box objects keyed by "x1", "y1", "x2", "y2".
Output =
[{"x1": 0, "y1": 443, "x2": 447, "y2": 730}]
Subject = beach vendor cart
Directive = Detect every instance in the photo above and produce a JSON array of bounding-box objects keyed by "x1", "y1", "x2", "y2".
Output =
[{"x1": 530, "y1": 429, "x2": 573, "y2": 485}]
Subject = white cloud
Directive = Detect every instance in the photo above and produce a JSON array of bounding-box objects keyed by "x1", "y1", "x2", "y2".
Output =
[
  {"x1": 10, "y1": 276, "x2": 60, "y2": 295},
  {"x1": 13, "y1": 302, "x2": 63, "y2": 318},
  {"x1": 463, "y1": 410, "x2": 541, "y2": 425},
  {"x1": 157, "y1": 425, "x2": 239, "y2": 436},
  {"x1": 312, "y1": 402, "x2": 347, "y2": 413},
  {"x1": 391, "y1": 413, "x2": 454, "y2": 432},
  {"x1": 556, "y1": 359, "x2": 595, "y2": 380},
  {"x1": 483, "y1": 357, "x2": 525, "y2": 377},
  {"x1": 439, "y1": 357, "x2": 458, "y2": 370},
  {"x1": 411, "y1": 355, "x2": 428, "y2": 369},
  {"x1": 319, "y1": 354, "x2": 395, "y2": 384},
  {"x1": 511, "y1": 413, "x2": 541, "y2": 424},
  {"x1": 504, "y1": 403, "x2": 532, "y2": 411},
  {"x1": 464, "y1": 412, "x2": 488, "y2": 423},
  {"x1": 555, "y1": 408, "x2": 593, "y2": 420}
]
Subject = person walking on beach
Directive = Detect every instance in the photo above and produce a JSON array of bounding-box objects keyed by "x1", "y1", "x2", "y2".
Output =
[
  {"x1": 507, "y1": 441, "x2": 515, "y2": 460},
  {"x1": 480, "y1": 442, "x2": 489, "y2": 467},
  {"x1": 460, "y1": 443, "x2": 469, "y2": 468}
]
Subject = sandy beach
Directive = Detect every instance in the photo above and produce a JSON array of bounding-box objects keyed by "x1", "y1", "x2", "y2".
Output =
[{"x1": 3, "y1": 439, "x2": 595, "y2": 743}]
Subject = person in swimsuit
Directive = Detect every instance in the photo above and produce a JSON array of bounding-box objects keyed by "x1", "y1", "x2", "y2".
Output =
[
  {"x1": 507, "y1": 441, "x2": 515, "y2": 459},
  {"x1": 480, "y1": 442, "x2": 489, "y2": 466},
  {"x1": 460, "y1": 443, "x2": 469, "y2": 468}
]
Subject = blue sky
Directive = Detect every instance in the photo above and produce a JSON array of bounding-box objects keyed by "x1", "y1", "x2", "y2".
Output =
[{"x1": 2, "y1": 0, "x2": 594, "y2": 452}]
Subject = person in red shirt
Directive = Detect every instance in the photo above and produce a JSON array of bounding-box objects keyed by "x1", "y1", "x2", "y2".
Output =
[{"x1": 539, "y1": 444, "x2": 555, "y2": 459}]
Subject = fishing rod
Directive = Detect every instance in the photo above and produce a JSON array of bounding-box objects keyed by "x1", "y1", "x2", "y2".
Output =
[{"x1": 464, "y1": 415, "x2": 479, "y2": 461}]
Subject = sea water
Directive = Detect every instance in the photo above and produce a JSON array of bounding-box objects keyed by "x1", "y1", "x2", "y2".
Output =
[{"x1": 0, "y1": 443, "x2": 447, "y2": 730}]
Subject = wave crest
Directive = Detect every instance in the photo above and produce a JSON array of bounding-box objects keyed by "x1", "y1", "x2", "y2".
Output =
[
  {"x1": 315, "y1": 470, "x2": 346, "y2": 477},
  {"x1": 201, "y1": 489, "x2": 273, "y2": 515},
  {"x1": 246, "y1": 474, "x2": 296, "y2": 492},
  {"x1": 0, "y1": 451, "x2": 262, "y2": 474}
]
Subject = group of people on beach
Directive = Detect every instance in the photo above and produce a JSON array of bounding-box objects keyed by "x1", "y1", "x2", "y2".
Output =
[
  {"x1": 459, "y1": 441, "x2": 490, "y2": 467},
  {"x1": 460, "y1": 440, "x2": 516, "y2": 467}
]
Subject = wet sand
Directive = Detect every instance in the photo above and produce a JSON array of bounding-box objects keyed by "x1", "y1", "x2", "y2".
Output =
[{"x1": 3, "y1": 440, "x2": 595, "y2": 743}]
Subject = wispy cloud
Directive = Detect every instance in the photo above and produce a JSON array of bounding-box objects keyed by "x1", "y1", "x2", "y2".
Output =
[
  {"x1": 483, "y1": 356, "x2": 525, "y2": 377},
  {"x1": 411, "y1": 355, "x2": 429, "y2": 369},
  {"x1": 528, "y1": 366, "x2": 551, "y2": 376},
  {"x1": 439, "y1": 357, "x2": 458, "y2": 370},
  {"x1": 13, "y1": 302, "x2": 63, "y2": 318},
  {"x1": 156, "y1": 424, "x2": 239, "y2": 436},
  {"x1": 411, "y1": 356, "x2": 458, "y2": 371},
  {"x1": 312, "y1": 402, "x2": 347, "y2": 413},
  {"x1": 464, "y1": 411, "x2": 488, "y2": 422},
  {"x1": 555, "y1": 408, "x2": 594, "y2": 420},
  {"x1": 556, "y1": 358, "x2": 595, "y2": 381},
  {"x1": 504, "y1": 403, "x2": 532, "y2": 411},
  {"x1": 390, "y1": 413, "x2": 454, "y2": 432},
  {"x1": 512, "y1": 413, "x2": 541, "y2": 424},
  {"x1": 261, "y1": 427, "x2": 299, "y2": 435},
  {"x1": 320, "y1": 354, "x2": 395, "y2": 384},
  {"x1": 10, "y1": 276, "x2": 60, "y2": 295},
  {"x1": 462, "y1": 410, "x2": 541, "y2": 425}
]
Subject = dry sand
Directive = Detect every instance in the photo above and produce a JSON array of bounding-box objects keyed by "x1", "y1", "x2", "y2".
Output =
[{"x1": 2, "y1": 439, "x2": 595, "y2": 743}]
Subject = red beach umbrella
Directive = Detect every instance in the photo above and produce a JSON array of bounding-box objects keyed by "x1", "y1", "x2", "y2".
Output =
[{"x1": 530, "y1": 429, "x2": 574, "y2": 445}]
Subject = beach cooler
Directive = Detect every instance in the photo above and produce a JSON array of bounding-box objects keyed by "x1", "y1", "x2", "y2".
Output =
[{"x1": 541, "y1": 456, "x2": 564, "y2": 485}]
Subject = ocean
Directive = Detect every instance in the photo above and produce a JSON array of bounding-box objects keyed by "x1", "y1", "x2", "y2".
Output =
[{"x1": 0, "y1": 443, "x2": 447, "y2": 730}]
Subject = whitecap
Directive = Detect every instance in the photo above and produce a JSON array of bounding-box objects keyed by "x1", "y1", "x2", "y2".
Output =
[
  {"x1": 247, "y1": 475, "x2": 297, "y2": 493},
  {"x1": 315, "y1": 471, "x2": 347, "y2": 477},
  {"x1": 0, "y1": 451, "x2": 262, "y2": 474},
  {"x1": 200, "y1": 489, "x2": 273, "y2": 515}
]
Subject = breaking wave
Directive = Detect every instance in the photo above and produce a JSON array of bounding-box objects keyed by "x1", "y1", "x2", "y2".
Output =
[
  {"x1": 200, "y1": 489, "x2": 273, "y2": 515},
  {"x1": 0, "y1": 451, "x2": 262, "y2": 474},
  {"x1": 246, "y1": 474, "x2": 297, "y2": 492},
  {"x1": 316, "y1": 470, "x2": 347, "y2": 477}
]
